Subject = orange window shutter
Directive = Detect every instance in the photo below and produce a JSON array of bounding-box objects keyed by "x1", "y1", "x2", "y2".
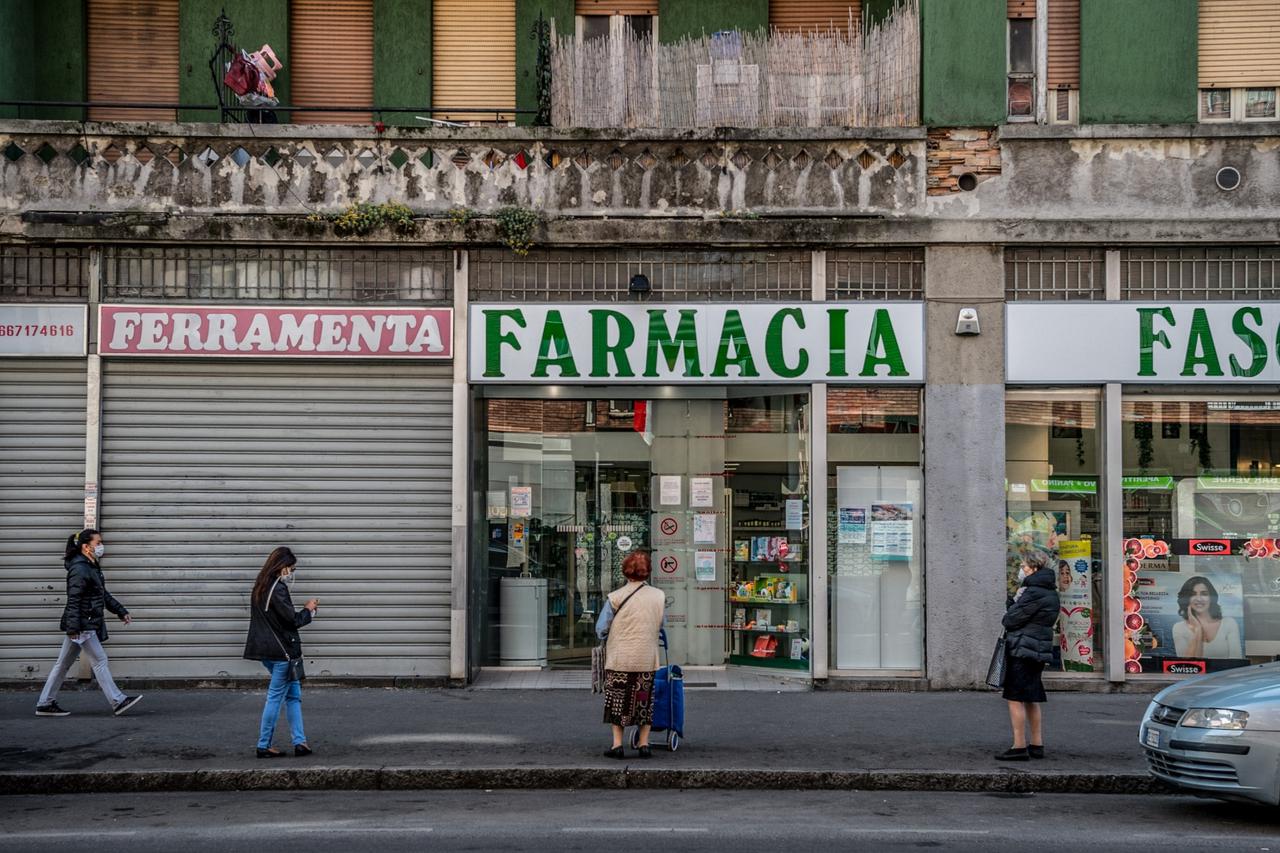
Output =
[
  {"x1": 1198, "y1": 0, "x2": 1280, "y2": 88},
  {"x1": 1007, "y1": 0, "x2": 1035, "y2": 19},
  {"x1": 290, "y1": 0, "x2": 374, "y2": 124},
  {"x1": 433, "y1": 0, "x2": 516, "y2": 123},
  {"x1": 769, "y1": 0, "x2": 861, "y2": 33},
  {"x1": 1046, "y1": 0, "x2": 1080, "y2": 89},
  {"x1": 575, "y1": 1, "x2": 658, "y2": 14},
  {"x1": 87, "y1": 0, "x2": 180, "y2": 122}
]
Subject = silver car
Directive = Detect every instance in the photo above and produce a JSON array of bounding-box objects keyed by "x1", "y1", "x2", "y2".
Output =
[{"x1": 1139, "y1": 661, "x2": 1280, "y2": 805}]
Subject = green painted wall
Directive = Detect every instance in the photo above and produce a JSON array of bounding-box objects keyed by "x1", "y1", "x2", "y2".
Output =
[
  {"x1": 0, "y1": 0, "x2": 36, "y2": 120},
  {"x1": 515, "y1": 0, "x2": 572, "y2": 126},
  {"x1": 0, "y1": 1, "x2": 84, "y2": 120},
  {"x1": 862, "y1": 0, "x2": 901, "y2": 28},
  {"x1": 179, "y1": 0, "x2": 289, "y2": 122},
  {"x1": 375, "y1": 0, "x2": 432, "y2": 126},
  {"x1": 1080, "y1": 0, "x2": 1197, "y2": 124},
  {"x1": 658, "y1": 0, "x2": 768, "y2": 43},
  {"x1": 920, "y1": 0, "x2": 1004, "y2": 126}
]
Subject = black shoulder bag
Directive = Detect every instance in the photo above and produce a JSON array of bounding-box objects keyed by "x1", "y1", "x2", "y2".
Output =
[
  {"x1": 590, "y1": 584, "x2": 645, "y2": 694},
  {"x1": 265, "y1": 578, "x2": 306, "y2": 682}
]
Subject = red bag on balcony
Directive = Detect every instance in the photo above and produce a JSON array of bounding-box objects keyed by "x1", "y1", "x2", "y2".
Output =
[{"x1": 224, "y1": 51, "x2": 261, "y2": 97}]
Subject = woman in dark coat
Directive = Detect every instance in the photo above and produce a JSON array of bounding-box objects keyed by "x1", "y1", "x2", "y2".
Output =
[
  {"x1": 244, "y1": 546, "x2": 318, "y2": 758},
  {"x1": 996, "y1": 548, "x2": 1060, "y2": 761}
]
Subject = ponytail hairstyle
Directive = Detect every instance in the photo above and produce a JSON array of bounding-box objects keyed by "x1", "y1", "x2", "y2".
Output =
[
  {"x1": 251, "y1": 546, "x2": 298, "y2": 608},
  {"x1": 66, "y1": 529, "x2": 100, "y2": 562}
]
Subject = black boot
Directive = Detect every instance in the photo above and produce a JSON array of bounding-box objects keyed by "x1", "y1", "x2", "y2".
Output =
[
  {"x1": 1028, "y1": 744, "x2": 1045, "y2": 759},
  {"x1": 995, "y1": 747, "x2": 1029, "y2": 761},
  {"x1": 603, "y1": 746, "x2": 625, "y2": 759}
]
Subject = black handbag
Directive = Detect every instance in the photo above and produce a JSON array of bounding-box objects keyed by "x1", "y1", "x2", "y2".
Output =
[
  {"x1": 265, "y1": 579, "x2": 306, "y2": 682},
  {"x1": 591, "y1": 584, "x2": 645, "y2": 694},
  {"x1": 985, "y1": 633, "x2": 1008, "y2": 689}
]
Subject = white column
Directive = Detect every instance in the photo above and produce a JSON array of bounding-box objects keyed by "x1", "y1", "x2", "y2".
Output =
[
  {"x1": 449, "y1": 249, "x2": 470, "y2": 682},
  {"x1": 1035, "y1": 0, "x2": 1049, "y2": 124},
  {"x1": 810, "y1": 382, "x2": 828, "y2": 681},
  {"x1": 1104, "y1": 382, "x2": 1125, "y2": 683}
]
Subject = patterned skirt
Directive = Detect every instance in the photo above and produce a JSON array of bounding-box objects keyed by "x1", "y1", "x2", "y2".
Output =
[{"x1": 602, "y1": 669, "x2": 656, "y2": 727}]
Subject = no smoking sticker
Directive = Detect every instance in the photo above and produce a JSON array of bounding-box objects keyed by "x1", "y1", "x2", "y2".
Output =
[
  {"x1": 659, "y1": 517, "x2": 679, "y2": 536},
  {"x1": 659, "y1": 555, "x2": 679, "y2": 574}
]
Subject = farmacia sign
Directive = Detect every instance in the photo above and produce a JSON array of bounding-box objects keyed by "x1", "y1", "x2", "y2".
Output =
[
  {"x1": 469, "y1": 304, "x2": 924, "y2": 383},
  {"x1": 1008, "y1": 303, "x2": 1280, "y2": 382}
]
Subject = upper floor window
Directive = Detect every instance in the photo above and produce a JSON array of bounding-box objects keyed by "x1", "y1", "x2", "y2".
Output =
[
  {"x1": 1198, "y1": 0, "x2": 1280, "y2": 123},
  {"x1": 88, "y1": 0, "x2": 179, "y2": 122},
  {"x1": 1046, "y1": 0, "x2": 1079, "y2": 124},
  {"x1": 1007, "y1": 13, "x2": 1036, "y2": 120},
  {"x1": 768, "y1": 1, "x2": 861, "y2": 34},
  {"x1": 290, "y1": 0, "x2": 373, "y2": 124},
  {"x1": 577, "y1": 2, "x2": 657, "y2": 43},
  {"x1": 433, "y1": 0, "x2": 516, "y2": 123},
  {"x1": 1200, "y1": 87, "x2": 1279, "y2": 122}
]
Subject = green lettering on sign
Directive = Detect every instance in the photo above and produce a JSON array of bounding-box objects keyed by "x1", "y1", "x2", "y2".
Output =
[
  {"x1": 859, "y1": 309, "x2": 908, "y2": 377},
  {"x1": 764, "y1": 309, "x2": 808, "y2": 378},
  {"x1": 1181, "y1": 308, "x2": 1224, "y2": 377},
  {"x1": 827, "y1": 309, "x2": 848, "y2": 377},
  {"x1": 589, "y1": 310, "x2": 636, "y2": 378},
  {"x1": 711, "y1": 310, "x2": 759, "y2": 378},
  {"x1": 483, "y1": 309, "x2": 526, "y2": 378},
  {"x1": 1228, "y1": 306, "x2": 1267, "y2": 378},
  {"x1": 532, "y1": 310, "x2": 580, "y2": 378},
  {"x1": 644, "y1": 309, "x2": 701, "y2": 377},
  {"x1": 1137, "y1": 307, "x2": 1175, "y2": 377}
]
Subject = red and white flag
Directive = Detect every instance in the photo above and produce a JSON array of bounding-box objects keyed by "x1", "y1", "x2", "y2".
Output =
[{"x1": 633, "y1": 400, "x2": 654, "y2": 446}]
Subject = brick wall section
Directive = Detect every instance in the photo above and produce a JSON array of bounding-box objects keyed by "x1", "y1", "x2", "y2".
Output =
[{"x1": 926, "y1": 128, "x2": 1002, "y2": 195}]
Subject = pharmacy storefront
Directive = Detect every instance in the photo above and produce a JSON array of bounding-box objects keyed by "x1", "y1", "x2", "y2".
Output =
[
  {"x1": 1008, "y1": 302, "x2": 1280, "y2": 683},
  {"x1": 469, "y1": 303, "x2": 925, "y2": 680}
]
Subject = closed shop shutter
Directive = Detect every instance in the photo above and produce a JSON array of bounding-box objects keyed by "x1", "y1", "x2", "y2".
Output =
[
  {"x1": 87, "y1": 0, "x2": 179, "y2": 122},
  {"x1": 1047, "y1": 0, "x2": 1080, "y2": 89},
  {"x1": 99, "y1": 360, "x2": 453, "y2": 678},
  {"x1": 433, "y1": 0, "x2": 516, "y2": 122},
  {"x1": 290, "y1": 0, "x2": 374, "y2": 124},
  {"x1": 576, "y1": 1, "x2": 658, "y2": 14},
  {"x1": 769, "y1": 0, "x2": 861, "y2": 33},
  {"x1": 1199, "y1": 0, "x2": 1280, "y2": 88},
  {"x1": 1007, "y1": 0, "x2": 1035, "y2": 19},
  {"x1": 0, "y1": 360, "x2": 87, "y2": 681}
]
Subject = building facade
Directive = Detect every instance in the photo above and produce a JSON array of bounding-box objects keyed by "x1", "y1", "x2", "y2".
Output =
[{"x1": 2, "y1": 0, "x2": 1279, "y2": 691}]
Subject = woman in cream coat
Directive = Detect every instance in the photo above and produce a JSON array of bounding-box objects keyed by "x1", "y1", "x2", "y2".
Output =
[{"x1": 595, "y1": 551, "x2": 666, "y2": 759}]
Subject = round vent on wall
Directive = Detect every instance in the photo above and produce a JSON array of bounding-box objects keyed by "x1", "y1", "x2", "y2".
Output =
[
  {"x1": 1215, "y1": 166, "x2": 1242, "y2": 192},
  {"x1": 957, "y1": 173, "x2": 978, "y2": 192}
]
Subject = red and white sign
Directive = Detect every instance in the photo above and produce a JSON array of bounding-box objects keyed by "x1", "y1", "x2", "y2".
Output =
[
  {"x1": 98, "y1": 305, "x2": 453, "y2": 358},
  {"x1": 0, "y1": 304, "x2": 88, "y2": 356}
]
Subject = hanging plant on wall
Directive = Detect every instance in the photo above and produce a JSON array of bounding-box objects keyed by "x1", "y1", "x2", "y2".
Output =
[
  {"x1": 1189, "y1": 424, "x2": 1213, "y2": 473},
  {"x1": 494, "y1": 206, "x2": 541, "y2": 256},
  {"x1": 1135, "y1": 421, "x2": 1154, "y2": 472},
  {"x1": 308, "y1": 202, "x2": 417, "y2": 237}
]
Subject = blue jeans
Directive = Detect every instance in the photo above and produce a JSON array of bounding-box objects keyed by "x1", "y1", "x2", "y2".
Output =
[{"x1": 257, "y1": 660, "x2": 305, "y2": 749}]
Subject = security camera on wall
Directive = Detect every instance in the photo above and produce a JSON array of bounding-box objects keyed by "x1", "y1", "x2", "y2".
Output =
[{"x1": 955, "y1": 307, "x2": 981, "y2": 336}]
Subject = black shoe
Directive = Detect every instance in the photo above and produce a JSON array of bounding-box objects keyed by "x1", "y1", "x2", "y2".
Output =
[
  {"x1": 995, "y1": 747, "x2": 1030, "y2": 761},
  {"x1": 294, "y1": 743, "x2": 312, "y2": 757},
  {"x1": 1028, "y1": 745, "x2": 1045, "y2": 759},
  {"x1": 603, "y1": 746, "x2": 625, "y2": 760},
  {"x1": 637, "y1": 745, "x2": 652, "y2": 759},
  {"x1": 35, "y1": 701, "x2": 70, "y2": 717},
  {"x1": 112, "y1": 695, "x2": 142, "y2": 717},
  {"x1": 256, "y1": 747, "x2": 285, "y2": 759}
]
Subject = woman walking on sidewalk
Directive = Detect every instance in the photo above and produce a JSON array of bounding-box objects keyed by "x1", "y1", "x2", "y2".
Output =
[
  {"x1": 35, "y1": 529, "x2": 142, "y2": 717},
  {"x1": 244, "y1": 546, "x2": 317, "y2": 758},
  {"x1": 996, "y1": 549, "x2": 1060, "y2": 761},
  {"x1": 596, "y1": 551, "x2": 665, "y2": 760}
]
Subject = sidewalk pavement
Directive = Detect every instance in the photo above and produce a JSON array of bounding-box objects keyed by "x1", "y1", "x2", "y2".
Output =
[{"x1": 0, "y1": 686, "x2": 1164, "y2": 795}]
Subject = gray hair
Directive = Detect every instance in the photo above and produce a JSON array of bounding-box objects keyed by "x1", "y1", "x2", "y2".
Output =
[{"x1": 1023, "y1": 549, "x2": 1055, "y2": 573}]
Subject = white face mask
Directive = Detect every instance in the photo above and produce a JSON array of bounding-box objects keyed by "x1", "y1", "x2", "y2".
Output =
[
  {"x1": 93, "y1": 544, "x2": 105, "y2": 559},
  {"x1": 282, "y1": 570, "x2": 296, "y2": 586}
]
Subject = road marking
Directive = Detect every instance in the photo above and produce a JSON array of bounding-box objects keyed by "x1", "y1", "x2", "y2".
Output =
[
  {"x1": 563, "y1": 827, "x2": 710, "y2": 834},
  {"x1": 354, "y1": 733, "x2": 522, "y2": 745}
]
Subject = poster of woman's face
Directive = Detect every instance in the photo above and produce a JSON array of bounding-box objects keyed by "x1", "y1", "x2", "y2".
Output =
[{"x1": 1136, "y1": 570, "x2": 1244, "y2": 657}]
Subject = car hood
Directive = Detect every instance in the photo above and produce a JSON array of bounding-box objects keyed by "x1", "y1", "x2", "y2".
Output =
[{"x1": 1154, "y1": 662, "x2": 1280, "y2": 731}]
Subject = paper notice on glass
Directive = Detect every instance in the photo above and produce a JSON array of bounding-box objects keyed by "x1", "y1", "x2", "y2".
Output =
[
  {"x1": 838, "y1": 507, "x2": 867, "y2": 544},
  {"x1": 486, "y1": 490, "x2": 508, "y2": 519},
  {"x1": 510, "y1": 486, "x2": 532, "y2": 518},
  {"x1": 695, "y1": 550, "x2": 716, "y2": 582},
  {"x1": 785, "y1": 498, "x2": 804, "y2": 530},
  {"x1": 690, "y1": 477, "x2": 714, "y2": 508},
  {"x1": 693, "y1": 513, "x2": 717, "y2": 544},
  {"x1": 871, "y1": 520, "x2": 913, "y2": 561},
  {"x1": 659, "y1": 475, "x2": 682, "y2": 506}
]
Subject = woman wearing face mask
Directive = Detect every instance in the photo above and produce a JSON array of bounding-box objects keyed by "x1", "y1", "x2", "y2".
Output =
[
  {"x1": 243, "y1": 546, "x2": 318, "y2": 758},
  {"x1": 35, "y1": 529, "x2": 142, "y2": 717},
  {"x1": 996, "y1": 548, "x2": 1060, "y2": 761}
]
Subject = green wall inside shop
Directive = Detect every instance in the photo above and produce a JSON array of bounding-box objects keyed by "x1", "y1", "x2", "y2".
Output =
[
  {"x1": 657, "y1": 0, "x2": 769, "y2": 43},
  {"x1": 179, "y1": 0, "x2": 290, "y2": 122},
  {"x1": 515, "y1": 0, "x2": 573, "y2": 126},
  {"x1": 375, "y1": 0, "x2": 432, "y2": 126},
  {"x1": 1080, "y1": 0, "x2": 1197, "y2": 124},
  {"x1": 0, "y1": 0, "x2": 85, "y2": 120},
  {"x1": 920, "y1": 0, "x2": 1005, "y2": 126}
]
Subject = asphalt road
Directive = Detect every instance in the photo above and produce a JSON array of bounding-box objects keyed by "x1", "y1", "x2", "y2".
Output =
[{"x1": 1, "y1": 790, "x2": 1275, "y2": 852}]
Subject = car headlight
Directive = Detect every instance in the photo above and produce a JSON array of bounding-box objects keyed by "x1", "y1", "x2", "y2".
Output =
[{"x1": 1180, "y1": 708, "x2": 1249, "y2": 730}]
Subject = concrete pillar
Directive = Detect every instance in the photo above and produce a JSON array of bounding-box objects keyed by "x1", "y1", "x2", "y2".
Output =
[{"x1": 923, "y1": 246, "x2": 1007, "y2": 689}]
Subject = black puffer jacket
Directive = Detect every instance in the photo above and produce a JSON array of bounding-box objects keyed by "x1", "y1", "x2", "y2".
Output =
[
  {"x1": 59, "y1": 553, "x2": 128, "y2": 641},
  {"x1": 1003, "y1": 565, "x2": 1060, "y2": 662},
  {"x1": 243, "y1": 578, "x2": 313, "y2": 662}
]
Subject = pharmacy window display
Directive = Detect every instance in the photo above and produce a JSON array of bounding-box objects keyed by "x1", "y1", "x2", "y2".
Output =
[{"x1": 1122, "y1": 399, "x2": 1280, "y2": 676}]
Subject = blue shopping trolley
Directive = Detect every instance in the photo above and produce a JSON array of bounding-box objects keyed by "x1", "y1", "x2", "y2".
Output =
[{"x1": 631, "y1": 630, "x2": 684, "y2": 751}]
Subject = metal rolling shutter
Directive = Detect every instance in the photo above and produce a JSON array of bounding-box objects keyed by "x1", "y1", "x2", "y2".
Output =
[
  {"x1": 1047, "y1": 0, "x2": 1080, "y2": 90},
  {"x1": 1007, "y1": 0, "x2": 1035, "y2": 19},
  {"x1": 87, "y1": 0, "x2": 180, "y2": 122},
  {"x1": 99, "y1": 360, "x2": 453, "y2": 678},
  {"x1": 576, "y1": 1, "x2": 658, "y2": 14},
  {"x1": 0, "y1": 360, "x2": 87, "y2": 681},
  {"x1": 290, "y1": 0, "x2": 375, "y2": 124},
  {"x1": 1199, "y1": 0, "x2": 1280, "y2": 88},
  {"x1": 769, "y1": 1, "x2": 861, "y2": 33},
  {"x1": 433, "y1": 0, "x2": 516, "y2": 122}
]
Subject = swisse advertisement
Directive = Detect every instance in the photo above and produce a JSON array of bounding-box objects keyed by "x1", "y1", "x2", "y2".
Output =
[
  {"x1": 470, "y1": 303, "x2": 924, "y2": 383},
  {"x1": 98, "y1": 305, "x2": 454, "y2": 358},
  {"x1": 0, "y1": 304, "x2": 88, "y2": 356},
  {"x1": 1008, "y1": 303, "x2": 1280, "y2": 382}
]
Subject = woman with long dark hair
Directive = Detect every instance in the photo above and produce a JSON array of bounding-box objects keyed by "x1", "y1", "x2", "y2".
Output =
[
  {"x1": 1173, "y1": 575, "x2": 1241, "y2": 659},
  {"x1": 243, "y1": 546, "x2": 318, "y2": 758},
  {"x1": 35, "y1": 529, "x2": 142, "y2": 717}
]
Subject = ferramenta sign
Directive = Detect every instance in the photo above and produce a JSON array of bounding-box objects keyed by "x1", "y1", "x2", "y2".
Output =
[
  {"x1": 99, "y1": 306, "x2": 453, "y2": 358},
  {"x1": 470, "y1": 304, "x2": 923, "y2": 383},
  {"x1": 1008, "y1": 303, "x2": 1280, "y2": 382}
]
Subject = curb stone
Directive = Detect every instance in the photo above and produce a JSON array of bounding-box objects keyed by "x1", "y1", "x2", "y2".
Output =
[{"x1": 0, "y1": 768, "x2": 1169, "y2": 796}]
